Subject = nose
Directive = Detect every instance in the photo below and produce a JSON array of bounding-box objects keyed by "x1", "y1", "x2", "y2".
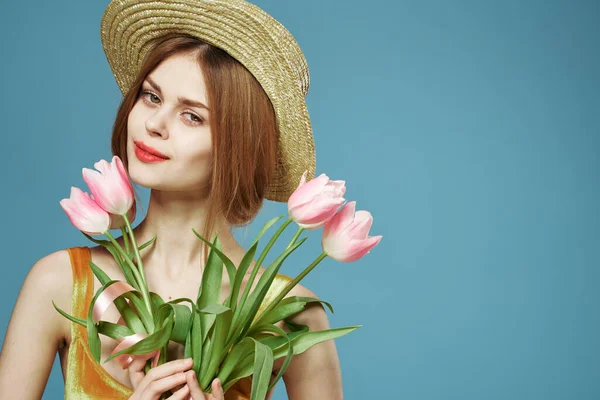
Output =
[{"x1": 145, "y1": 109, "x2": 169, "y2": 139}]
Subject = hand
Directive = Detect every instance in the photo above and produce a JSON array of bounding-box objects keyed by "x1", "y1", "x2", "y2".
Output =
[
  {"x1": 183, "y1": 370, "x2": 224, "y2": 400},
  {"x1": 127, "y1": 357, "x2": 194, "y2": 400}
]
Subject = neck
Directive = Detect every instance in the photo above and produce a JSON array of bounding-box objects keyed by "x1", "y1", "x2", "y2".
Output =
[{"x1": 125, "y1": 188, "x2": 244, "y2": 281}]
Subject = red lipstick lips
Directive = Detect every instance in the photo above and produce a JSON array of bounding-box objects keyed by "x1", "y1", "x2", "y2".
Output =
[{"x1": 134, "y1": 140, "x2": 169, "y2": 163}]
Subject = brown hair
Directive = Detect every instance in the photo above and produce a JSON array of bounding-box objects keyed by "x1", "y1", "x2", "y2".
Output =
[{"x1": 110, "y1": 33, "x2": 279, "y2": 267}]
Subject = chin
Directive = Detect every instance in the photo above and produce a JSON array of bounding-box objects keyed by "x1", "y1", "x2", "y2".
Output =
[{"x1": 127, "y1": 158, "x2": 162, "y2": 188}]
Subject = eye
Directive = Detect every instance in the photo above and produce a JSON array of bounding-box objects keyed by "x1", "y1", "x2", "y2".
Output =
[
  {"x1": 140, "y1": 90, "x2": 160, "y2": 105},
  {"x1": 140, "y1": 90, "x2": 205, "y2": 126},
  {"x1": 183, "y1": 112, "x2": 205, "y2": 126}
]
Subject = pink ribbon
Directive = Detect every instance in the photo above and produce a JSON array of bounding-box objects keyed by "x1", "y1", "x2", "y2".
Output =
[
  {"x1": 93, "y1": 281, "x2": 161, "y2": 370},
  {"x1": 92, "y1": 281, "x2": 136, "y2": 323},
  {"x1": 111, "y1": 333, "x2": 161, "y2": 369}
]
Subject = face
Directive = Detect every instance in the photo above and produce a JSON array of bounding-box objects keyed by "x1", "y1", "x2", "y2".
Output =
[{"x1": 127, "y1": 52, "x2": 212, "y2": 194}]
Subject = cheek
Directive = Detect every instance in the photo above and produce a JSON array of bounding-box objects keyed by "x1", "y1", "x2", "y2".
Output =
[
  {"x1": 127, "y1": 104, "x2": 143, "y2": 132},
  {"x1": 182, "y1": 140, "x2": 212, "y2": 166},
  {"x1": 174, "y1": 137, "x2": 213, "y2": 181}
]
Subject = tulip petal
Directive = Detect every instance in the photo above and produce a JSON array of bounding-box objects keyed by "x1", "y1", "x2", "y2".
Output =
[
  {"x1": 292, "y1": 196, "x2": 344, "y2": 224},
  {"x1": 346, "y1": 211, "x2": 373, "y2": 239},
  {"x1": 341, "y1": 236, "x2": 382, "y2": 262},
  {"x1": 297, "y1": 170, "x2": 308, "y2": 187},
  {"x1": 323, "y1": 201, "x2": 355, "y2": 238},
  {"x1": 288, "y1": 174, "x2": 330, "y2": 208},
  {"x1": 60, "y1": 187, "x2": 110, "y2": 235},
  {"x1": 83, "y1": 157, "x2": 135, "y2": 216},
  {"x1": 94, "y1": 159, "x2": 112, "y2": 175}
]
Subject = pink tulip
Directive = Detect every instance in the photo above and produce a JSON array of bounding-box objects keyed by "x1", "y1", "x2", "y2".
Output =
[
  {"x1": 288, "y1": 171, "x2": 346, "y2": 230},
  {"x1": 108, "y1": 197, "x2": 137, "y2": 229},
  {"x1": 82, "y1": 156, "x2": 135, "y2": 216},
  {"x1": 322, "y1": 201, "x2": 382, "y2": 262},
  {"x1": 60, "y1": 187, "x2": 111, "y2": 235}
]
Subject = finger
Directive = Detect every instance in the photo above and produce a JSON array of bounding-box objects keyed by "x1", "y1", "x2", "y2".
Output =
[
  {"x1": 146, "y1": 358, "x2": 194, "y2": 382},
  {"x1": 167, "y1": 384, "x2": 190, "y2": 400},
  {"x1": 127, "y1": 357, "x2": 149, "y2": 390},
  {"x1": 185, "y1": 370, "x2": 206, "y2": 400},
  {"x1": 171, "y1": 382, "x2": 187, "y2": 393},
  {"x1": 210, "y1": 378, "x2": 224, "y2": 400},
  {"x1": 144, "y1": 372, "x2": 188, "y2": 398}
]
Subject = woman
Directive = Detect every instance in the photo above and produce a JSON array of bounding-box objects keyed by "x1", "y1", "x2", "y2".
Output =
[{"x1": 0, "y1": 1, "x2": 342, "y2": 399}]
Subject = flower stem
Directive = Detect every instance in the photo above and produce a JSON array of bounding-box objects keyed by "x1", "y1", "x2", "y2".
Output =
[
  {"x1": 238, "y1": 218, "x2": 294, "y2": 310},
  {"x1": 257, "y1": 251, "x2": 328, "y2": 322},
  {"x1": 228, "y1": 217, "x2": 294, "y2": 342},
  {"x1": 286, "y1": 226, "x2": 305, "y2": 250},
  {"x1": 120, "y1": 225, "x2": 131, "y2": 255},
  {"x1": 105, "y1": 228, "x2": 153, "y2": 320},
  {"x1": 123, "y1": 215, "x2": 153, "y2": 317}
]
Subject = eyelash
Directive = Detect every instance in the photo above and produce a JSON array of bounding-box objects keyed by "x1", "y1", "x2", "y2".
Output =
[{"x1": 139, "y1": 90, "x2": 205, "y2": 126}]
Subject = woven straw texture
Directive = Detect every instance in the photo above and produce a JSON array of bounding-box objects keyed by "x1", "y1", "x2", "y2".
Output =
[{"x1": 101, "y1": 0, "x2": 316, "y2": 202}]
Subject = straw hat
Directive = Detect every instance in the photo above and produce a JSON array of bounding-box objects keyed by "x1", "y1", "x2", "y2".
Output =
[{"x1": 100, "y1": 0, "x2": 316, "y2": 202}]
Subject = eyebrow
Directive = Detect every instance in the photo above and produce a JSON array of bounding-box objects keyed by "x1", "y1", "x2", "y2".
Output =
[{"x1": 144, "y1": 76, "x2": 210, "y2": 111}]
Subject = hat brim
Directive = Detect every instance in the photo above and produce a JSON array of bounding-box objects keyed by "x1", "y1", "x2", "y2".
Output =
[{"x1": 101, "y1": 0, "x2": 316, "y2": 202}]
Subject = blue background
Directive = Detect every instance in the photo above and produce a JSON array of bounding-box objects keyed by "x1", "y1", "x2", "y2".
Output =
[{"x1": 1, "y1": 0, "x2": 599, "y2": 399}]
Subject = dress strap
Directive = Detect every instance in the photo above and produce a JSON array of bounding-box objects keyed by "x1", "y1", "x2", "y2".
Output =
[{"x1": 66, "y1": 246, "x2": 93, "y2": 338}]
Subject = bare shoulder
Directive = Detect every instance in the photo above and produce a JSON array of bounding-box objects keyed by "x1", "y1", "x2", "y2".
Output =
[
  {"x1": 277, "y1": 282, "x2": 343, "y2": 398},
  {"x1": 27, "y1": 249, "x2": 75, "y2": 344},
  {"x1": 284, "y1": 283, "x2": 331, "y2": 330},
  {"x1": 28, "y1": 249, "x2": 73, "y2": 287},
  {"x1": 0, "y1": 249, "x2": 75, "y2": 398}
]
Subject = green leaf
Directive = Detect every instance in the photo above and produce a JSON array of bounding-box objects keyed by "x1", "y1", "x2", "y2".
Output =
[
  {"x1": 250, "y1": 216, "x2": 285, "y2": 248},
  {"x1": 234, "y1": 217, "x2": 292, "y2": 331},
  {"x1": 226, "y1": 325, "x2": 361, "y2": 388},
  {"x1": 199, "y1": 307, "x2": 233, "y2": 389},
  {"x1": 193, "y1": 231, "x2": 237, "y2": 301},
  {"x1": 229, "y1": 241, "x2": 259, "y2": 311},
  {"x1": 217, "y1": 337, "x2": 254, "y2": 386},
  {"x1": 198, "y1": 304, "x2": 230, "y2": 315},
  {"x1": 125, "y1": 236, "x2": 156, "y2": 263},
  {"x1": 103, "y1": 305, "x2": 175, "y2": 364},
  {"x1": 166, "y1": 297, "x2": 198, "y2": 311},
  {"x1": 120, "y1": 226, "x2": 131, "y2": 254},
  {"x1": 252, "y1": 333, "x2": 275, "y2": 341},
  {"x1": 249, "y1": 338, "x2": 274, "y2": 400},
  {"x1": 195, "y1": 235, "x2": 224, "y2": 343},
  {"x1": 190, "y1": 309, "x2": 203, "y2": 378},
  {"x1": 249, "y1": 324, "x2": 293, "y2": 393},
  {"x1": 284, "y1": 319, "x2": 310, "y2": 333},
  {"x1": 169, "y1": 303, "x2": 192, "y2": 345},
  {"x1": 184, "y1": 329, "x2": 192, "y2": 359},
  {"x1": 200, "y1": 334, "x2": 212, "y2": 381},
  {"x1": 86, "y1": 280, "x2": 122, "y2": 362},
  {"x1": 252, "y1": 296, "x2": 334, "y2": 329},
  {"x1": 194, "y1": 304, "x2": 233, "y2": 389},
  {"x1": 232, "y1": 238, "x2": 307, "y2": 344},
  {"x1": 52, "y1": 301, "x2": 85, "y2": 326},
  {"x1": 121, "y1": 291, "x2": 154, "y2": 333},
  {"x1": 138, "y1": 235, "x2": 157, "y2": 252},
  {"x1": 88, "y1": 260, "x2": 146, "y2": 334},
  {"x1": 83, "y1": 232, "x2": 141, "y2": 293},
  {"x1": 273, "y1": 326, "x2": 360, "y2": 357},
  {"x1": 150, "y1": 292, "x2": 165, "y2": 309},
  {"x1": 97, "y1": 321, "x2": 135, "y2": 339},
  {"x1": 257, "y1": 327, "x2": 306, "y2": 350},
  {"x1": 81, "y1": 232, "x2": 111, "y2": 247}
]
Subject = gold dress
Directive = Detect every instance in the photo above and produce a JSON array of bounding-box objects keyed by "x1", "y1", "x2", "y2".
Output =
[{"x1": 64, "y1": 246, "x2": 292, "y2": 399}]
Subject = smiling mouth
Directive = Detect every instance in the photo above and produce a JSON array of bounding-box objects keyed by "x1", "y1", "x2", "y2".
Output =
[{"x1": 134, "y1": 143, "x2": 169, "y2": 163}]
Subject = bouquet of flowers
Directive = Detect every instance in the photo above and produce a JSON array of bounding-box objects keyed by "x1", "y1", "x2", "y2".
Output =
[{"x1": 54, "y1": 156, "x2": 382, "y2": 399}]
